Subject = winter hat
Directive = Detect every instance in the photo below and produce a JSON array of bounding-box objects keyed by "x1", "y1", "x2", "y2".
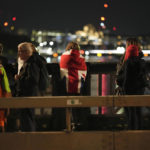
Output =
[{"x1": 124, "y1": 45, "x2": 139, "y2": 61}]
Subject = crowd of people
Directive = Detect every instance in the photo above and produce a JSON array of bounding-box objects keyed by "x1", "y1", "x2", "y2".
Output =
[{"x1": 0, "y1": 37, "x2": 149, "y2": 132}]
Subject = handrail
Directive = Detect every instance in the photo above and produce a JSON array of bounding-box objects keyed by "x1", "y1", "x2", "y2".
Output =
[
  {"x1": 2, "y1": 95, "x2": 150, "y2": 132},
  {"x1": 0, "y1": 95, "x2": 150, "y2": 108}
]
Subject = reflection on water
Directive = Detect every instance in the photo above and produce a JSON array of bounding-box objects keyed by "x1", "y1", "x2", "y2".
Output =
[
  {"x1": 86, "y1": 56, "x2": 120, "y2": 63},
  {"x1": 46, "y1": 56, "x2": 120, "y2": 63}
]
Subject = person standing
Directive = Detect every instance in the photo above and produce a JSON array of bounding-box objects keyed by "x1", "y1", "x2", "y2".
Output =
[
  {"x1": 0, "y1": 63, "x2": 11, "y2": 132},
  {"x1": 16, "y1": 43, "x2": 48, "y2": 96},
  {"x1": 14, "y1": 42, "x2": 41, "y2": 131},
  {"x1": 0, "y1": 43, "x2": 8, "y2": 67},
  {"x1": 52, "y1": 42, "x2": 89, "y2": 130},
  {"x1": 116, "y1": 41, "x2": 147, "y2": 130},
  {"x1": 0, "y1": 43, "x2": 16, "y2": 96},
  {"x1": 116, "y1": 37, "x2": 143, "y2": 84}
]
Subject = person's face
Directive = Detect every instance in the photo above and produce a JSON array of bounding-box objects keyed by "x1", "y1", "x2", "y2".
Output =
[{"x1": 18, "y1": 46, "x2": 32, "y2": 61}]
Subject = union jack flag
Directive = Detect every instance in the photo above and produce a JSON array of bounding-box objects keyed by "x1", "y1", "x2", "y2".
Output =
[{"x1": 60, "y1": 49, "x2": 87, "y2": 94}]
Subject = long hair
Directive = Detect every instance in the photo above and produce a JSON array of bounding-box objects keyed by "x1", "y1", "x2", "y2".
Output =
[{"x1": 65, "y1": 42, "x2": 80, "y2": 51}]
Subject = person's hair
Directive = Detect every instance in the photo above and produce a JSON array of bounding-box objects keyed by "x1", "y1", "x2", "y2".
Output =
[
  {"x1": 126, "y1": 37, "x2": 140, "y2": 47},
  {"x1": 18, "y1": 42, "x2": 36, "y2": 52},
  {"x1": 0, "y1": 43, "x2": 3, "y2": 54},
  {"x1": 65, "y1": 42, "x2": 80, "y2": 51}
]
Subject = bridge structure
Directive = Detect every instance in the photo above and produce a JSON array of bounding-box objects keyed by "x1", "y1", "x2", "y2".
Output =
[{"x1": 0, "y1": 62, "x2": 150, "y2": 150}]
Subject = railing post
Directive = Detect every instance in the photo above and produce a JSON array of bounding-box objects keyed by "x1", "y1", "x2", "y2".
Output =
[
  {"x1": 98, "y1": 74, "x2": 102, "y2": 114},
  {"x1": 66, "y1": 108, "x2": 72, "y2": 132}
]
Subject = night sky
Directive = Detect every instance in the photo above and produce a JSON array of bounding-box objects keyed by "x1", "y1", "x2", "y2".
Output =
[{"x1": 1, "y1": 0, "x2": 150, "y2": 35}]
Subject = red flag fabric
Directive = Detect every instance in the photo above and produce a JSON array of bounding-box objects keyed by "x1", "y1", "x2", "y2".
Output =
[{"x1": 60, "y1": 49, "x2": 87, "y2": 94}]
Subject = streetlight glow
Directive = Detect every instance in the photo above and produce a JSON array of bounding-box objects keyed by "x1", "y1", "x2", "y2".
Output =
[
  {"x1": 100, "y1": 16, "x2": 106, "y2": 21},
  {"x1": 4, "y1": 22, "x2": 8, "y2": 27},
  {"x1": 104, "y1": 3, "x2": 108, "y2": 8},
  {"x1": 12, "y1": 17, "x2": 16, "y2": 21}
]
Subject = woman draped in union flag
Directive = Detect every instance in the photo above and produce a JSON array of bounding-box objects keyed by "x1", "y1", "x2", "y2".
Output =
[
  {"x1": 0, "y1": 63, "x2": 11, "y2": 132},
  {"x1": 52, "y1": 42, "x2": 90, "y2": 131},
  {"x1": 60, "y1": 42, "x2": 87, "y2": 94}
]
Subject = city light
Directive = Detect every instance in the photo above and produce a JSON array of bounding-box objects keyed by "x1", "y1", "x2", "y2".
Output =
[
  {"x1": 100, "y1": 22, "x2": 105, "y2": 27},
  {"x1": 39, "y1": 43, "x2": 44, "y2": 46},
  {"x1": 97, "y1": 53, "x2": 102, "y2": 57},
  {"x1": 80, "y1": 50, "x2": 85, "y2": 55},
  {"x1": 104, "y1": 3, "x2": 108, "y2": 8},
  {"x1": 49, "y1": 41, "x2": 54, "y2": 46},
  {"x1": 4, "y1": 22, "x2": 8, "y2": 27},
  {"x1": 10, "y1": 26, "x2": 15, "y2": 30},
  {"x1": 46, "y1": 57, "x2": 51, "y2": 63},
  {"x1": 12, "y1": 17, "x2": 16, "y2": 21},
  {"x1": 85, "y1": 51, "x2": 89, "y2": 56},
  {"x1": 100, "y1": 16, "x2": 106, "y2": 21},
  {"x1": 144, "y1": 53, "x2": 148, "y2": 57},
  {"x1": 53, "y1": 53, "x2": 58, "y2": 58},
  {"x1": 113, "y1": 26, "x2": 117, "y2": 31}
]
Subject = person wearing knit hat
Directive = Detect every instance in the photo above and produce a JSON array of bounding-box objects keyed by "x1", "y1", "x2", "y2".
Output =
[
  {"x1": 124, "y1": 45, "x2": 139, "y2": 61},
  {"x1": 116, "y1": 38, "x2": 147, "y2": 130},
  {"x1": 123, "y1": 44, "x2": 146, "y2": 94},
  {"x1": 116, "y1": 38, "x2": 142, "y2": 77}
]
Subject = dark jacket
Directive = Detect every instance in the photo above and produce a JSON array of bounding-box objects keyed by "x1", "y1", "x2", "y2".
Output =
[
  {"x1": 33, "y1": 52, "x2": 47, "y2": 65},
  {"x1": 0, "y1": 55, "x2": 8, "y2": 66},
  {"x1": 116, "y1": 56, "x2": 147, "y2": 95},
  {"x1": 15, "y1": 55, "x2": 40, "y2": 97}
]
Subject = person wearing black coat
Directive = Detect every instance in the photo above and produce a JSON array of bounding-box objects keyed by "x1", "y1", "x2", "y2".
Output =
[
  {"x1": 116, "y1": 44, "x2": 147, "y2": 130},
  {"x1": 15, "y1": 42, "x2": 40, "y2": 131},
  {"x1": 0, "y1": 43, "x2": 16, "y2": 94}
]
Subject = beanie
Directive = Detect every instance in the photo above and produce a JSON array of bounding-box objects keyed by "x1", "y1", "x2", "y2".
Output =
[{"x1": 124, "y1": 45, "x2": 139, "y2": 61}]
